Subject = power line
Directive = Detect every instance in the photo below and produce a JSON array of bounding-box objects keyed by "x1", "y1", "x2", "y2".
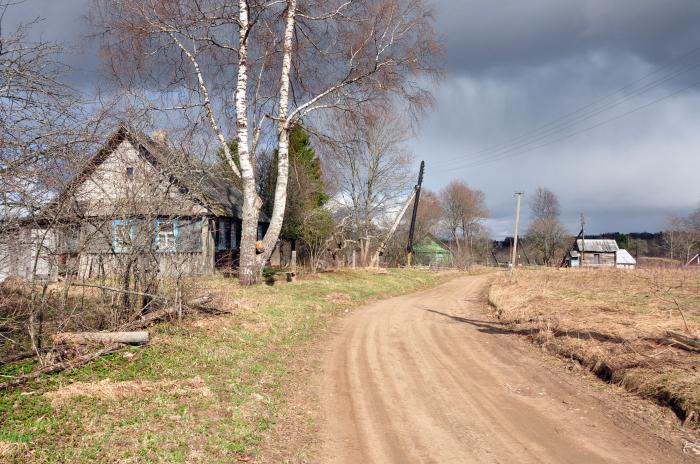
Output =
[
  {"x1": 439, "y1": 76, "x2": 700, "y2": 172},
  {"x1": 432, "y1": 46, "x2": 700, "y2": 171}
]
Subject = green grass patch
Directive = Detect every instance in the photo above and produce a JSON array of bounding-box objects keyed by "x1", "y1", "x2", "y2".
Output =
[{"x1": 0, "y1": 269, "x2": 448, "y2": 463}]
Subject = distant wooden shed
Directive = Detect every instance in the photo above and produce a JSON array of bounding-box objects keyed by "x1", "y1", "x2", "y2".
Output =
[
  {"x1": 566, "y1": 239, "x2": 617, "y2": 267},
  {"x1": 566, "y1": 239, "x2": 636, "y2": 269}
]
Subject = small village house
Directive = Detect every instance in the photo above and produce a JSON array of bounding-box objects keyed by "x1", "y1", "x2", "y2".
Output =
[
  {"x1": 687, "y1": 252, "x2": 700, "y2": 267},
  {"x1": 0, "y1": 126, "x2": 268, "y2": 281},
  {"x1": 565, "y1": 238, "x2": 636, "y2": 269},
  {"x1": 412, "y1": 233, "x2": 454, "y2": 267}
]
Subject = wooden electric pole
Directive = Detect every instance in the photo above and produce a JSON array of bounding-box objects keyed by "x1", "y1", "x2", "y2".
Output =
[
  {"x1": 406, "y1": 160, "x2": 425, "y2": 267},
  {"x1": 510, "y1": 192, "x2": 523, "y2": 272},
  {"x1": 580, "y1": 213, "x2": 586, "y2": 266}
]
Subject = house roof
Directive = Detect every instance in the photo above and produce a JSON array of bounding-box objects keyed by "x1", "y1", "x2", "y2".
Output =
[
  {"x1": 62, "y1": 126, "x2": 257, "y2": 220},
  {"x1": 616, "y1": 249, "x2": 636, "y2": 265},
  {"x1": 576, "y1": 239, "x2": 619, "y2": 253},
  {"x1": 414, "y1": 233, "x2": 453, "y2": 254},
  {"x1": 687, "y1": 253, "x2": 700, "y2": 266}
]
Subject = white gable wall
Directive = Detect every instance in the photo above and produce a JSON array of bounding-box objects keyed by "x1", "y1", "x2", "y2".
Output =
[{"x1": 74, "y1": 140, "x2": 208, "y2": 217}]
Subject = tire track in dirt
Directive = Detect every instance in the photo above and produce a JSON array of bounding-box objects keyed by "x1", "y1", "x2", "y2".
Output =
[{"x1": 319, "y1": 275, "x2": 694, "y2": 463}]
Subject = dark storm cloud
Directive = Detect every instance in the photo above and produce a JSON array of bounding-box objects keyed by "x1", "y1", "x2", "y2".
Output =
[
  {"x1": 414, "y1": 0, "x2": 700, "y2": 237},
  {"x1": 438, "y1": 0, "x2": 700, "y2": 75},
  {"x1": 1, "y1": 0, "x2": 99, "y2": 88},
  {"x1": 3, "y1": 1, "x2": 699, "y2": 236}
]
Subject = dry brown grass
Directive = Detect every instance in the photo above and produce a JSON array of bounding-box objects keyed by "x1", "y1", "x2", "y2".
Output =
[
  {"x1": 45, "y1": 376, "x2": 212, "y2": 409},
  {"x1": 489, "y1": 267, "x2": 700, "y2": 426}
]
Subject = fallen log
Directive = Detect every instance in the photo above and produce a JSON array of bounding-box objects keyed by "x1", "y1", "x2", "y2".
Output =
[
  {"x1": 0, "y1": 344, "x2": 122, "y2": 391},
  {"x1": 666, "y1": 331, "x2": 700, "y2": 349},
  {"x1": 655, "y1": 331, "x2": 700, "y2": 353},
  {"x1": 52, "y1": 331, "x2": 150, "y2": 346}
]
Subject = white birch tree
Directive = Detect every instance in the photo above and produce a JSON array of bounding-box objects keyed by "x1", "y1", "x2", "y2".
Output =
[{"x1": 95, "y1": 0, "x2": 441, "y2": 284}]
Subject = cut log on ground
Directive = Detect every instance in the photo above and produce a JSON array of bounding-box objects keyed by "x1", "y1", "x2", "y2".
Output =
[
  {"x1": 0, "y1": 344, "x2": 122, "y2": 391},
  {"x1": 666, "y1": 331, "x2": 700, "y2": 349},
  {"x1": 52, "y1": 331, "x2": 150, "y2": 346},
  {"x1": 656, "y1": 331, "x2": 700, "y2": 353}
]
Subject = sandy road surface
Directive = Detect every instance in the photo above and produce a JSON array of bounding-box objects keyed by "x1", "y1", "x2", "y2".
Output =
[{"x1": 319, "y1": 275, "x2": 693, "y2": 463}]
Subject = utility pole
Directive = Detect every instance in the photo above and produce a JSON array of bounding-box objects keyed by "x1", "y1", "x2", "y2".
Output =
[
  {"x1": 406, "y1": 160, "x2": 425, "y2": 267},
  {"x1": 510, "y1": 192, "x2": 523, "y2": 272},
  {"x1": 370, "y1": 189, "x2": 417, "y2": 268},
  {"x1": 580, "y1": 213, "x2": 586, "y2": 266}
]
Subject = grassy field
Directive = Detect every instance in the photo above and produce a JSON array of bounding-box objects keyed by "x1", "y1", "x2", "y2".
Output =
[
  {"x1": 0, "y1": 269, "x2": 448, "y2": 463},
  {"x1": 489, "y1": 267, "x2": 700, "y2": 426}
]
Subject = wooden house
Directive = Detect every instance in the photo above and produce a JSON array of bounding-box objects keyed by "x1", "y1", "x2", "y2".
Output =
[
  {"x1": 412, "y1": 234, "x2": 454, "y2": 267},
  {"x1": 565, "y1": 239, "x2": 636, "y2": 269},
  {"x1": 687, "y1": 252, "x2": 700, "y2": 267},
  {"x1": 1, "y1": 126, "x2": 268, "y2": 280}
]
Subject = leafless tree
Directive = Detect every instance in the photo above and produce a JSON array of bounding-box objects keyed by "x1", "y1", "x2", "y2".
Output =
[
  {"x1": 439, "y1": 180, "x2": 488, "y2": 263},
  {"x1": 322, "y1": 109, "x2": 415, "y2": 266},
  {"x1": 0, "y1": 2, "x2": 238, "y2": 365},
  {"x1": 663, "y1": 208, "x2": 700, "y2": 263},
  {"x1": 0, "y1": 1, "x2": 102, "y2": 357},
  {"x1": 299, "y1": 207, "x2": 334, "y2": 273},
  {"x1": 94, "y1": 0, "x2": 442, "y2": 284},
  {"x1": 530, "y1": 187, "x2": 560, "y2": 220},
  {"x1": 525, "y1": 187, "x2": 567, "y2": 266}
]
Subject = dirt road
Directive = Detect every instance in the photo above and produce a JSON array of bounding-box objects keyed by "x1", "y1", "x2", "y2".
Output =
[{"x1": 319, "y1": 275, "x2": 693, "y2": 463}]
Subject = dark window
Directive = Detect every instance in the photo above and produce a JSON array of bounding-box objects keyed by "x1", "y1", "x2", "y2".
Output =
[
  {"x1": 230, "y1": 222, "x2": 239, "y2": 250},
  {"x1": 217, "y1": 219, "x2": 230, "y2": 251},
  {"x1": 126, "y1": 166, "x2": 134, "y2": 178}
]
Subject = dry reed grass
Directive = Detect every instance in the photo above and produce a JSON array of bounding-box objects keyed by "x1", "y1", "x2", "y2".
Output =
[{"x1": 489, "y1": 267, "x2": 700, "y2": 426}]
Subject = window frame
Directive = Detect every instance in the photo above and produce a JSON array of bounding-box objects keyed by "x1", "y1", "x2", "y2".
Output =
[
  {"x1": 154, "y1": 219, "x2": 179, "y2": 253},
  {"x1": 112, "y1": 219, "x2": 136, "y2": 253}
]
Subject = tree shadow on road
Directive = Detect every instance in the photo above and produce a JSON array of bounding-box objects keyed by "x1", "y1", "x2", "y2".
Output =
[{"x1": 423, "y1": 308, "x2": 625, "y2": 344}]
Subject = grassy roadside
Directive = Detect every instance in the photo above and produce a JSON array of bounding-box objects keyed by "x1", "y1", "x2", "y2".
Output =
[
  {"x1": 488, "y1": 268, "x2": 700, "y2": 427},
  {"x1": 0, "y1": 269, "x2": 450, "y2": 463}
]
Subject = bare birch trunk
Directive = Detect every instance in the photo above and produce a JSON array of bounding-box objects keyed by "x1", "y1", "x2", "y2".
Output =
[
  {"x1": 252, "y1": 0, "x2": 297, "y2": 277},
  {"x1": 236, "y1": 0, "x2": 262, "y2": 285}
]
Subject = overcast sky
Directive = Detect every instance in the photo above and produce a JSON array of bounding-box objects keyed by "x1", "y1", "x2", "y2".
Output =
[{"x1": 4, "y1": 0, "x2": 700, "y2": 237}]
